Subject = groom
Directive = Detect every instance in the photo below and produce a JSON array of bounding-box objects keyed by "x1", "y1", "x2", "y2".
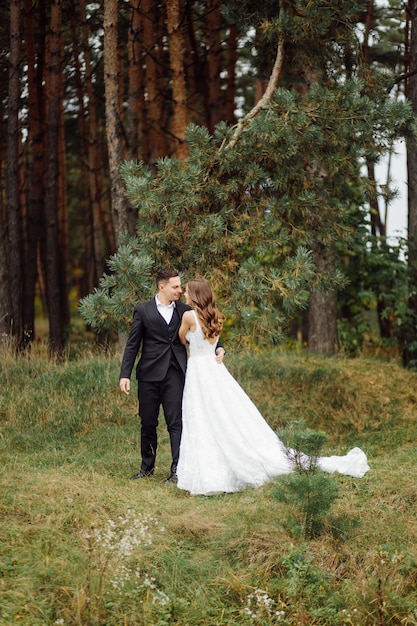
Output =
[{"x1": 119, "y1": 267, "x2": 224, "y2": 483}]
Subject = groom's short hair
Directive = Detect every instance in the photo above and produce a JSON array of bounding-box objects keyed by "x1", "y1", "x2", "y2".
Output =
[{"x1": 156, "y1": 267, "x2": 179, "y2": 285}]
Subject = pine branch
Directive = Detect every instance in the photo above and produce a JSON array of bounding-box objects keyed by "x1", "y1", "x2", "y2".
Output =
[
  {"x1": 220, "y1": 8, "x2": 285, "y2": 152},
  {"x1": 391, "y1": 68, "x2": 417, "y2": 88}
]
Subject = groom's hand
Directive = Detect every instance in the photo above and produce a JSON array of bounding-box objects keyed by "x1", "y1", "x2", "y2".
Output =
[
  {"x1": 120, "y1": 378, "x2": 131, "y2": 395},
  {"x1": 215, "y1": 347, "x2": 225, "y2": 364}
]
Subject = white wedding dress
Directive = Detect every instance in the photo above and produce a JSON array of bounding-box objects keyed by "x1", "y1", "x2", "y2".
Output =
[{"x1": 176, "y1": 312, "x2": 370, "y2": 496}]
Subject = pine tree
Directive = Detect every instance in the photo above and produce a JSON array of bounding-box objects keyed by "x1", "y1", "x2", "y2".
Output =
[
  {"x1": 80, "y1": 2, "x2": 413, "y2": 346},
  {"x1": 272, "y1": 421, "x2": 339, "y2": 539},
  {"x1": 80, "y1": 80, "x2": 411, "y2": 344}
]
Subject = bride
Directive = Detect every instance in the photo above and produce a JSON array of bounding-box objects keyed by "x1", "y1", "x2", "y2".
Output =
[{"x1": 176, "y1": 278, "x2": 369, "y2": 496}]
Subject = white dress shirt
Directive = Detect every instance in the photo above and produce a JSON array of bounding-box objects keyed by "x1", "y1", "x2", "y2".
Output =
[{"x1": 155, "y1": 296, "x2": 175, "y2": 324}]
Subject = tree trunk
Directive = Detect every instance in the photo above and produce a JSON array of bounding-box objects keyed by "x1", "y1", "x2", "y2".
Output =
[
  {"x1": 404, "y1": 0, "x2": 417, "y2": 365},
  {"x1": 367, "y1": 162, "x2": 386, "y2": 237},
  {"x1": 142, "y1": 0, "x2": 169, "y2": 160},
  {"x1": 205, "y1": 0, "x2": 223, "y2": 132},
  {"x1": 361, "y1": 1, "x2": 386, "y2": 239},
  {"x1": 104, "y1": 0, "x2": 130, "y2": 243},
  {"x1": 126, "y1": 0, "x2": 143, "y2": 162},
  {"x1": 5, "y1": 0, "x2": 22, "y2": 341},
  {"x1": 0, "y1": 91, "x2": 9, "y2": 337},
  {"x1": 224, "y1": 24, "x2": 237, "y2": 124},
  {"x1": 44, "y1": 0, "x2": 66, "y2": 358},
  {"x1": 183, "y1": 2, "x2": 207, "y2": 125},
  {"x1": 58, "y1": 71, "x2": 69, "y2": 332},
  {"x1": 124, "y1": 0, "x2": 143, "y2": 233},
  {"x1": 70, "y1": 0, "x2": 93, "y2": 295},
  {"x1": 23, "y1": 0, "x2": 46, "y2": 344},
  {"x1": 408, "y1": 0, "x2": 417, "y2": 269},
  {"x1": 308, "y1": 247, "x2": 339, "y2": 355},
  {"x1": 77, "y1": 0, "x2": 112, "y2": 292},
  {"x1": 0, "y1": 194, "x2": 13, "y2": 338},
  {"x1": 167, "y1": 0, "x2": 188, "y2": 159},
  {"x1": 287, "y1": 33, "x2": 340, "y2": 357}
]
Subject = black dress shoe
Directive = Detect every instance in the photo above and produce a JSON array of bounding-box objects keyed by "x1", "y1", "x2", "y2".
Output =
[
  {"x1": 164, "y1": 472, "x2": 178, "y2": 484},
  {"x1": 130, "y1": 469, "x2": 154, "y2": 480}
]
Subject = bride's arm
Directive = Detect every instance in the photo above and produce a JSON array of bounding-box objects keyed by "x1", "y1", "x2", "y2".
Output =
[{"x1": 179, "y1": 310, "x2": 194, "y2": 345}]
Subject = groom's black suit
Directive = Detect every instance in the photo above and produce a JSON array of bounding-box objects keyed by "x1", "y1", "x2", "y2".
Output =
[{"x1": 120, "y1": 298, "x2": 191, "y2": 475}]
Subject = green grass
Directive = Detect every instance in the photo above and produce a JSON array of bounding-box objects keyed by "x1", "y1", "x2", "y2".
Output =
[{"x1": 1, "y1": 345, "x2": 417, "y2": 625}]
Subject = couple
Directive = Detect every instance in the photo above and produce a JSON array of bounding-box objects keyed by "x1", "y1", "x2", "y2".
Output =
[
  {"x1": 120, "y1": 268, "x2": 369, "y2": 496},
  {"x1": 119, "y1": 268, "x2": 225, "y2": 486}
]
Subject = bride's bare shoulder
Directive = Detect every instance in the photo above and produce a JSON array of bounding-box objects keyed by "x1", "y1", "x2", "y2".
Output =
[
  {"x1": 182, "y1": 309, "x2": 197, "y2": 331},
  {"x1": 182, "y1": 310, "x2": 194, "y2": 322}
]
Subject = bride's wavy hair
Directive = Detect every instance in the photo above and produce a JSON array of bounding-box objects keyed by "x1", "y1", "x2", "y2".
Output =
[{"x1": 186, "y1": 278, "x2": 224, "y2": 339}]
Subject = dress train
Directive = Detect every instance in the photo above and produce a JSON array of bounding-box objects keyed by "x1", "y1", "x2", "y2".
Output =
[{"x1": 177, "y1": 313, "x2": 370, "y2": 496}]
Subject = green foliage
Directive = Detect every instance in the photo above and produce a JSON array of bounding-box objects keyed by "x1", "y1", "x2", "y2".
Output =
[
  {"x1": 280, "y1": 549, "x2": 334, "y2": 608},
  {"x1": 337, "y1": 234, "x2": 412, "y2": 359},
  {"x1": 274, "y1": 471, "x2": 340, "y2": 538},
  {"x1": 81, "y1": 79, "x2": 413, "y2": 346},
  {"x1": 279, "y1": 420, "x2": 329, "y2": 469},
  {"x1": 395, "y1": 303, "x2": 417, "y2": 370},
  {"x1": 387, "y1": 248, "x2": 417, "y2": 369},
  {"x1": 79, "y1": 237, "x2": 155, "y2": 334},
  {"x1": 337, "y1": 315, "x2": 372, "y2": 358},
  {"x1": 274, "y1": 421, "x2": 340, "y2": 538},
  {"x1": 76, "y1": 0, "x2": 414, "y2": 355},
  {"x1": 224, "y1": 0, "x2": 360, "y2": 85}
]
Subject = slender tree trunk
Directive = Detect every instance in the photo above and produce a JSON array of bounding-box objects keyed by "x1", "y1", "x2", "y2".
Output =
[
  {"x1": 205, "y1": 0, "x2": 222, "y2": 132},
  {"x1": 0, "y1": 93, "x2": 11, "y2": 335},
  {"x1": 367, "y1": 163, "x2": 385, "y2": 237},
  {"x1": 408, "y1": 0, "x2": 417, "y2": 270},
  {"x1": 0, "y1": 191, "x2": 13, "y2": 338},
  {"x1": 5, "y1": 0, "x2": 22, "y2": 341},
  {"x1": 77, "y1": 0, "x2": 112, "y2": 292},
  {"x1": 126, "y1": 0, "x2": 149, "y2": 165},
  {"x1": 70, "y1": 0, "x2": 93, "y2": 294},
  {"x1": 184, "y1": 2, "x2": 207, "y2": 125},
  {"x1": 361, "y1": 1, "x2": 386, "y2": 238},
  {"x1": 157, "y1": 5, "x2": 170, "y2": 152},
  {"x1": 23, "y1": 0, "x2": 46, "y2": 344},
  {"x1": 58, "y1": 74, "x2": 69, "y2": 332},
  {"x1": 143, "y1": 0, "x2": 160, "y2": 161},
  {"x1": 404, "y1": 0, "x2": 417, "y2": 365},
  {"x1": 142, "y1": 0, "x2": 169, "y2": 160},
  {"x1": 104, "y1": 0, "x2": 129, "y2": 243},
  {"x1": 44, "y1": 0, "x2": 66, "y2": 358},
  {"x1": 126, "y1": 0, "x2": 143, "y2": 162},
  {"x1": 125, "y1": 0, "x2": 142, "y2": 232},
  {"x1": 224, "y1": 24, "x2": 237, "y2": 124},
  {"x1": 167, "y1": 0, "x2": 188, "y2": 159}
]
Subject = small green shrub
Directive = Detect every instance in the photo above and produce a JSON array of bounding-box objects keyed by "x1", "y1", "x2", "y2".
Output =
[{"x1": 273, "y1": 421, "x2": 340, "y2": 538}]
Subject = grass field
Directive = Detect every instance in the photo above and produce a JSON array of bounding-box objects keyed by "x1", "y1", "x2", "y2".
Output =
[{"x1": 0, "y1": 343, "x2": 416, "y2": 625}]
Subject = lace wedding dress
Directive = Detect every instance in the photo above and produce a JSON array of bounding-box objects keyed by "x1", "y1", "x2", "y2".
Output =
[{"x1": 176, "y1": 312, "x2": 370, "y2": 496}]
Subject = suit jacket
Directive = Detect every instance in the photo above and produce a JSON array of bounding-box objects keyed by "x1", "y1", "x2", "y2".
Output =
[{"x1": 120, "y1": 298, "x2": 192, "y2": 382}]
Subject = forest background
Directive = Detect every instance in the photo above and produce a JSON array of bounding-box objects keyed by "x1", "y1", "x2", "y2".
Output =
[
  {"x1": 2, "y1": 3, "x2": 417, "y2": 624},
  {"x1": 2, "y1": 0, "x2": 417, "y2": 364}
]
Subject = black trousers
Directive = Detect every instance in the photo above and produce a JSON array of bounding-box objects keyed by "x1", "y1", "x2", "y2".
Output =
[{"x1": 137, "y1": 364, "x2": 185, "y2": 473}]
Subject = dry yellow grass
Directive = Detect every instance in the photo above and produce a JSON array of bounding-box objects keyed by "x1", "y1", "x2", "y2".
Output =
[{"x1": 1, "y1": 349, "x2": 417, "y2": 624}]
